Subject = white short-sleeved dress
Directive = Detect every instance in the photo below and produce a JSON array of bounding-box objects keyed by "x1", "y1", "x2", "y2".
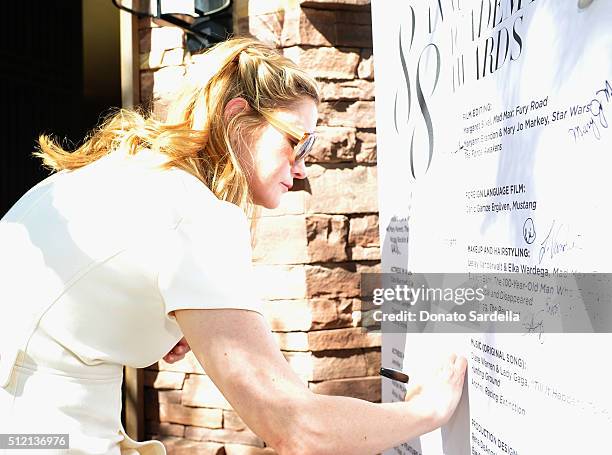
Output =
[{"x1": 0, "y1": 149, "x2": 263, "y2": 454}]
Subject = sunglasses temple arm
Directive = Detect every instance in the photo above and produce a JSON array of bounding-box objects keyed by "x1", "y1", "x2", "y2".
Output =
[{"x1": 261, "y1": 112, "x2": 307, "y2": 141}]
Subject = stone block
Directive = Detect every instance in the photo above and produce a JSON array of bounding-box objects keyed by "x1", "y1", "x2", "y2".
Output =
[
  {"x1": 272, "y1": 331, "x2": 309, "y2": 351},
  {"x1": 357, "y1": 48, "x2": 374, "y2": 80},
  {"x1": 350, "y1": 245, "x2": 380, "y2": 260},
  {"x1": 223, "y1": 410, "x2": 247, "y2": 431},
  {"x1": 155, "y1": 436, "x2": 224, "y2": 455},
  {"x1": 145, "y1": 388, "x2": 183, "y2": 405},
  {"x1": 318, "y1": 80, "x2": 375, "y2": 101},
  {"x1": 356, "y1": 262, "x2": 381, "y2": 273},
  {"x1": 182, "y1": 375, "x2": 232, "y2": 410},
  {"x1": 307, "y1": 126, "x2": 355, "y2": 163},
  {"x1": 281, "y1": 8, "x2": 336, "y2": 46},
  {"x1": 185, "y1": 426, "x2": 264, "y2": 447},
  {"x1": 253, "y1": 265, "x2": 307, "y2": 300},
  {"x1": 260, "y1": 191, "x2": 306, "y2": 217},
  {"x1": 284, "y1": 350, "x2": 372, "y2": 381},
  {"x1": 263, "y1": 300, "x2": 312, "y2": 331},
  {"x1": 349, "y1": 214, "x2": 379, "y2": 247},
  {"x1": 150, "y1": 26, "x2": 184, "y2": 51},
  {"x1": 364, "y1": 349, "x2": 381, "y2": 376},
  {"x1": 336, "y1": 10, "x2": 372, "y2": 25},
  {"x1": 306, "y1": 215, "x2": 349, "y2": 262},
  {"x1": 312, "y1": 350, "x2": 369, "y2": 380},
  {"x1": 140, "y1": 48, "x2": 185, "y2": 70},
  {"x1": 310, "y1": 376, "x2": 381, "y2": 402},
  {"x1": 305, "y1": 263, "x2": 360, "y2": 298},
  {"x1": 352, "y1": 309, "x2": 363, "y2": 327},
  {"x1": 144, "y1": 370, "x2": 186, "y2": 389},
  {"x1": 163, "y1": 390, "x2": 184, "y2": 404},
  {"x1": 225, "y1": 444, "x2": 278, "y2": 455},
  {"x1": 264, "y1": 298, "x2": 356, "y2": 332},
  {"x1": 147, "y1": 420, "x2": 185, "y2": 438},
  {"x1": 305, "y1": 165, "x2": 378, "y2": 214},
  {"x1": 283, "y1": 46, "x2": 359, "y2": 80},
  {"x1": 159, "y1": 403, "x2": 223, "y2": 428},
  {"x1": 246, "y1": 12, "x2": 284, "y2": 46},
  {"x1": 336, "y1": 22, "x2": 372, "y2": 47},
  {"x1": 152, "y1": 66, "x2": 186, "y2": 98},
  {"x1": 140, "y1": 27, "x2": 184, "y2": 55},
  {"x1": 310, "y1": 298, "x2": 355, "y2": 329},
  {"x1": 252, "y1": 215, "x2": 308, "y2": 265},
  {"x1": 307, "y1": 327, "x2": 381, "y2": 351},
  {"x1": 247, "y1": 0, "x2": 300, "y2": 16},
  {"x1": 271, "y1": 7, "x2": 372, "y2": 47},
  {"x1": 318, "y1": 101, "x2": 376, "y2": 128},
  {"x1": 283, "y1": 351, "x2": 314, "y2": 381},
  {"x1": 355, "y1": 130, "x2": 377, "y2": 163}
]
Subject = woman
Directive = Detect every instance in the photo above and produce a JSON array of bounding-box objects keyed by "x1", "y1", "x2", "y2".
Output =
[{"x1": 0, "y1": 38, "x2": 466, "y2": 454}]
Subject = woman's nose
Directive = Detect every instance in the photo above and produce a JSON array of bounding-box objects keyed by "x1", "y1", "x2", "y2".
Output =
[{"x1": 291, "y1": 158, "x2": 306, "y2": 180}]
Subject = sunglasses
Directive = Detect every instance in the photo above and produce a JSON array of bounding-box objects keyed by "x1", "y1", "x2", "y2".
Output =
[{"x1": 259, "y1": 110, "x2": 317, "y2": 162}]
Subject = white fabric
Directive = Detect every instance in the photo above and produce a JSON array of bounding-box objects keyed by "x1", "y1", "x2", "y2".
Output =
[{"x1": 0, "y1": 149, "x2": 263, "y2": 454}]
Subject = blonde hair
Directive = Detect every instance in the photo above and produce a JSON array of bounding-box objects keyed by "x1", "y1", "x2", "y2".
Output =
[{"x1": 34, "y1": 37, "x2": 319, "y2": 216}]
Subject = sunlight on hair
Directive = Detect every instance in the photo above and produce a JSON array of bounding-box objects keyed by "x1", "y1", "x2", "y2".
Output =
[{"x1": 34, "y1": 37, "x2": 320, "y2": 220}]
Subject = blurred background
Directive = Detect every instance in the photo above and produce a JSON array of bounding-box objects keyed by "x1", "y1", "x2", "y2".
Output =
[{"x1": 1, "y1": 1, "x2": 122, "y2": 216}]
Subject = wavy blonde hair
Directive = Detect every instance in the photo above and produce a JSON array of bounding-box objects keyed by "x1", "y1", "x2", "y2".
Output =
[{"x1": 34, "y1": 37, "x2": 319, "y2": 217}]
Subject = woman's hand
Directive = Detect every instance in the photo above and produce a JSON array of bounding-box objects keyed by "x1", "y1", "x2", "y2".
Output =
[
  {"x1": 162, "y1": 337, "x2": 191, "y2": 364},
  {"x1": 404, "y1": 353, "x2": 467, "y2": 428}
]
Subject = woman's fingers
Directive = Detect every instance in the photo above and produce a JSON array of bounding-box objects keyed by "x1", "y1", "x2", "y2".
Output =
[
  {"x1": 176, "y1": 337, "x2": 190, "y2": 349},
  {"x1": 453, "y1": 356, "x2": 468, "y2": 384},
  {"x1": 163, "y1": 338, "x2": 192, "y2": 363},
  {"x1": 440, "y1": 353, "x2": 467, "y2": 383},
  {"x1": 404, "y1": 383, "x2": 422, "y2": 402}
]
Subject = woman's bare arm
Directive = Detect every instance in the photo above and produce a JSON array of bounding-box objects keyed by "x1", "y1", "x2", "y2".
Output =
[{"x1": 174, "y1": 308, "x2": 466, "y2": 455}]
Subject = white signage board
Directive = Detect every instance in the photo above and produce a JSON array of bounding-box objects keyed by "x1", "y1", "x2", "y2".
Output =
[{"x1": 372, "y1": 0, "x2": 612, "y2": 453}]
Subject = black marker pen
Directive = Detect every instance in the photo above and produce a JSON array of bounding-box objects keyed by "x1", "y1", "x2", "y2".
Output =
[{"x1": 380, "y1": 367, "x2": 409, "y2": 383}]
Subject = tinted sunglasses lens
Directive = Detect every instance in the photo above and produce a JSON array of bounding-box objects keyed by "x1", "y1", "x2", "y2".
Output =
[{"x1": 296, "y1": 134, "x2": 316, "y2": 160}]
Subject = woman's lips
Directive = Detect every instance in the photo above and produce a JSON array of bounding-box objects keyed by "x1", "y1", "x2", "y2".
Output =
[{"x1": 280, "y1": 182, "x2": 292, "y2": 191}]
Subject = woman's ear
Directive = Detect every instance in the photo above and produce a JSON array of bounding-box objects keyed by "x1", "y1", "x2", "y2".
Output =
[{"x1": 224, "y1": 98, "x2": 249, "y2": 123}]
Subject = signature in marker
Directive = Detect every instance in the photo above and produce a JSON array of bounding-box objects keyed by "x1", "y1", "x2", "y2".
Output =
[
  {"x1": 523, "y1": 312, "x2": 545, "y2": 344},
  {"x1": 538, "y1": 220, "x2": 580, "y2": 265},
  {"x1": 568, "y1": 79, "x2": 612, "y2": 141}
]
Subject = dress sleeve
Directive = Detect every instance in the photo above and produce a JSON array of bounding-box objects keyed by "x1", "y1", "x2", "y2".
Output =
[{"x1": 157, "y1": 201, "x2": 264, "y2": 319}]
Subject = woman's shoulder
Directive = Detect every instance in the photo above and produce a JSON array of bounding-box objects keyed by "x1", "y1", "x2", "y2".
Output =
[
  {"x1": 174, "y1": 171, "x2": 247, "y2": 228},
  {"x1": 132, "y1": 150, "x2": 246, "y2": 227}
]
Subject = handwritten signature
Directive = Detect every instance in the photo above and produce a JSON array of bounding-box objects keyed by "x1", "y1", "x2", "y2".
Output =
[
  {"x1": 569, "y1": 79, "x2": 611, "y2": 141},
  {"x1": 523, "y1": 312, "x2": 545, "y2": 344},
  {"x1": 538, "y1": 220, "x2": 581, "y2": 265}
]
